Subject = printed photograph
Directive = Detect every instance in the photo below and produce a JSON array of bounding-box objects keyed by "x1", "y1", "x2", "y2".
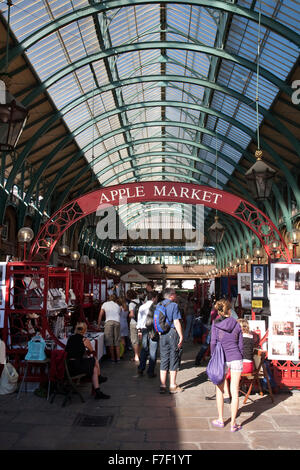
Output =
[
  {"x1": 252, "y1": 282, "x2": 264, "y2": 298},
  {"x1": 295, "y1": 270, "x2": 300, "y2": 290},
  {"x1": 253, "y1": 265, "x2": 264, "y2": 282},
  {"x1": 271, "y1": 339, "x2": 295, "y2": 358},
  {"x1": 272, "y1": 321, "x2": 294, "y2": 337},
  {"x1": 274, "y1": 267, "x2": 289, "y2": 290}
]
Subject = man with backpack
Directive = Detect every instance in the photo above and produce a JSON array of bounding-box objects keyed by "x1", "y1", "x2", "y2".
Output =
[
  {"x1": 158, "y1": 288, "x2": 183, "y2": 394},
  {"x1": 137, "y1": 291, "x2": 159, "y2": 378}
]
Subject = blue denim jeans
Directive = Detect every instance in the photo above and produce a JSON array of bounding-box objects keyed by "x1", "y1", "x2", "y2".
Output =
[
  {"x1": 184, "y1": 315, "x2": 194, "y2": 341},
  {"x1": 138, "y1": 328, "x2": 158, "y2": 376}
]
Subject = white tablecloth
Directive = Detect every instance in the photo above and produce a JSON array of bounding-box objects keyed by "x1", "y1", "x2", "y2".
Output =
[
  {"x1": 87, "y1": 332, "x2": 105, "y2": 360},
  {"x1": 57, "y1": 333, "x2": 105, "y2": 360}
]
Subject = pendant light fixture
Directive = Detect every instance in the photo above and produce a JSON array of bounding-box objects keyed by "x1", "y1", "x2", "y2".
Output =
[
  {"x1": 0, "y1": 1, "x2": 28, "y2": 152},
  {"x1": 245, "y1": 2, "x2": 276, "y2": 200},
  {"x1": 208, "y1": 133, "x2": 225, "y2": 244}
]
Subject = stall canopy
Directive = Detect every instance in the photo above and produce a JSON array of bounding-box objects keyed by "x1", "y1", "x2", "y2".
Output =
[{"x1": 120, "y1": 269, "x2": 150, "y2": 283}]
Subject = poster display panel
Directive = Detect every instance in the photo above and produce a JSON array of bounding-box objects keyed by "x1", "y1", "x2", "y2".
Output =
[
  {"x1": 268, "y1": 263, "x2": 300, "y2": 361},
  {"x1": 237, "y1": 273, "x2": 251, "y2": 308}
]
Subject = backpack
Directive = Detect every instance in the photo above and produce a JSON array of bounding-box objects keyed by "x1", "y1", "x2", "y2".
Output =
[
  {"x1": 206, "y1": 331, "x2": 225, "y2": 385},
  {"x1": 153, "y1": 300, "x2": 171, "y2": 335},
  {"x1": 145, "y1": 302, "x2": 159, "y2": 342},
  {"x1": 131, "y1": 300, "x2": 140, "y2": 321}
]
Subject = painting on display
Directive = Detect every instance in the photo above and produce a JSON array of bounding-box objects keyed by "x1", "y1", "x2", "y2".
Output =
[
  {"x1": 268, "y1": 317, "x2": 298, "y2": 361},
  {"x1": 0, "y1": 262, "x2": 6, "y2": 285},
  {"x1": 268, "y1": 264, "x2": 300, "y2": 361},
  {"x1": 251, "y1": 264, "x2": 268, "y2": 300},
  {"x1": 237, "y1": 273, "x2": 251, "y2": 308},
  {"x1": 248, "y1": 320, "x2": 266, "y2": 346},
  {"x1": 270, "y1": 263, "x2": 300, "y2": 294},
  {"x1": 238, "y1": 273, "x2": 251, "y2": 292}
]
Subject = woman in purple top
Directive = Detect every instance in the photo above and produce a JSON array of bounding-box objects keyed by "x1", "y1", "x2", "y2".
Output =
[{"x1": 210, "y1": 299, "x2": 243, "y2": 432}]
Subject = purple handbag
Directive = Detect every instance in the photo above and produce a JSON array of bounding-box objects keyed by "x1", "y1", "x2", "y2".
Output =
[{"x1": 206, "y1": 338, "x2": 226, "y2": 385}]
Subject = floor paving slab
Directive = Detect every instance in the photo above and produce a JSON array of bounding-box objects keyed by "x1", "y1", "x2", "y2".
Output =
[{"x1": 0, "y1": 340, "x2": 299, "y2": 452}]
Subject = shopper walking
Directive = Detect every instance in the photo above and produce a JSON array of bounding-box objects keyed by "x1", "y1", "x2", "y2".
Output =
[
  {"x1": 137, "y1": 291, "x2": 159, "y2": 378},
  {"x1": 183, "y1": 292, "x2": 196, "y2": 342},
  {"x1": 126, "y1": 289, "x2": 141, "y2": 363},
  {"x1": 159, "y1": 288, "x2": 183, "y2": 394},
  {"x1": 118, "y1": 296, "x2": 130, "y2": 354},
  {"x1": 210, "y1": 299, "x2": 243, "y2": 432}
]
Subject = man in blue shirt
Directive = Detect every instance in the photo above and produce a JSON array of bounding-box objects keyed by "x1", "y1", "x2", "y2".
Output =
[{"x1": 159, "y1": 288, "x2": 184, "y2": 394}]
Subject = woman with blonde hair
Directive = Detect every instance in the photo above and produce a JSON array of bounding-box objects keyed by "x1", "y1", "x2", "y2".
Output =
[
  {"x1": 210, "y1": 298, "x2": 243, "y2": 432},
  {"x1": 65, "y1": 322, "x2": 110, "y2": 400}
]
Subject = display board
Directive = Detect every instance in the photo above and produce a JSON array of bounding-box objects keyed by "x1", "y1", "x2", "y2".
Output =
[
  {"x1": 237, "y1": 272, "x2": 251, "y2": 308},
  {"x1": 268, "y1": 263, "x2": 300, "y2": 361}
]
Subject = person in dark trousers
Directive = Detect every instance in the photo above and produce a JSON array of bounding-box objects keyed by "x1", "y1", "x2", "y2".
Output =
[
  {"x1": 159, "y1": 288, "x2": 183, "y2": 394},
  {"x1": 137, "y1": 291, "x2": 159, "y2": 377}
]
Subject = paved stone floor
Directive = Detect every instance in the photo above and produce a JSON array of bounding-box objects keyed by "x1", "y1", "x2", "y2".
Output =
[{"x1": 0, "y1": 340, "x2": 300, "y2": 452}]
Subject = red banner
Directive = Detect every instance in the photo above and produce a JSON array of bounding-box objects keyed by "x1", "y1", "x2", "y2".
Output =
[{"x1": 77, "y1": 182, "x2": 241, "y2": 215}]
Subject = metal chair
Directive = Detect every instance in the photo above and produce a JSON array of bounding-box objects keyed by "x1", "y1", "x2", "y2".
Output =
[
  {"x1": 17, "y1": 358, "x2": 50, "y2": 400},
  {"x1": 49, "y1": 350, "x2": 86, "y2": 407}
]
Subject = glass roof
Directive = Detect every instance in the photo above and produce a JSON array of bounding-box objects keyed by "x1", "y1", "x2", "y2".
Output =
[{"x1": 1, "y1": 0, "x2": 299, "y2": 231}]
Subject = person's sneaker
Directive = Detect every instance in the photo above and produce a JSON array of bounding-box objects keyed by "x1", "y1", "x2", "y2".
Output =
[
  {"x1": 94, "y1": 389, "x2": 110, "y2": 400},
  {"x1": 98, "y1": 375, "x2": 108, "y2": 384}
]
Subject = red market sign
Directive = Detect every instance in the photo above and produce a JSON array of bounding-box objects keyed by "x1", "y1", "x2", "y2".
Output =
[{"x1": 28, "y1": 181, "x2": 291, "y2": 263}]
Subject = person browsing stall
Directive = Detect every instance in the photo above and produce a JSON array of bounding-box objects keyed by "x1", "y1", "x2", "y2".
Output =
[
  {"x1": 210, "y1": 299, "x2": 243, "y2": 432},
  {"x1": 98, "y1": 294, "x2": 121, "y2": 363}
]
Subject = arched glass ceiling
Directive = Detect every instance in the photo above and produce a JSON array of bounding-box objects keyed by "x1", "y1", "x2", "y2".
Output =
[{"x1": 1, "y1": 0, "x2": 299, "y2": 232}]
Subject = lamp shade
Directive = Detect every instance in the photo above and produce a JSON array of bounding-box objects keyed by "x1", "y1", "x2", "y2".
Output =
[
  {"x1": 289, "y1": 228, "x2": 300, "y2": 245},
  {"x1": 71, "y1": 251, "x2": 80, "y2": 261},
  {"x1": 208, "y1": 215, "x2": 225, "y2": 244},
  {"x1": 245, "y1": 151, "x2": 276, "y2": 201},
  {"x1": 0, "y1": 91, "x2": 28, "y2": 151},
  {"x1": 255, "y1": 247, "x2": 263, "y2": 258},
  {"x1": 89, "y1": 258, "x2": 97, "y2": 267},
  {"x1": 80, "y1": 255, "x2": 89, "y2": 264},
  {"x1": 58, "y1": 244, "x2": 70, "y2": 256},
  {"x1": 17, "y1": 227, "x2": 34, "y2": 243}
]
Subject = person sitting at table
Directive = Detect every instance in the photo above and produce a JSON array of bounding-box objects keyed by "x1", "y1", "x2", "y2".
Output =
[{"x1": 65, "y1": 322, "x2": 110, "y2": 400}]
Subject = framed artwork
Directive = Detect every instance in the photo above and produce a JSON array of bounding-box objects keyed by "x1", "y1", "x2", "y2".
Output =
[
  {"x1": 268, "y1": 317, "x2": 298, "y2": 361},
  {"x1": 251, "y1": 264, "x2": 268, "y2": 300},
  {"x1": 0, "y1": 262, "x2": 6, "y2": 285},
  {"x1": 253, "y1": 266, "x2": 264, "y2": 282},
  {"x1": 238, "y1": 273, "x2": 251, "y2": 292}
]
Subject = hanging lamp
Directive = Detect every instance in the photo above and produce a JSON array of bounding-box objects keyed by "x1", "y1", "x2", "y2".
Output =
[
  {"x1": 245, "y1": 4, "x2": 276, "y2": 201},
  {"x1": 208, "y1": 133, "x2": 225, "y2": 244},
  {"x1": 0, "y1": 1, "x2": 28, "y2": 151}
]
